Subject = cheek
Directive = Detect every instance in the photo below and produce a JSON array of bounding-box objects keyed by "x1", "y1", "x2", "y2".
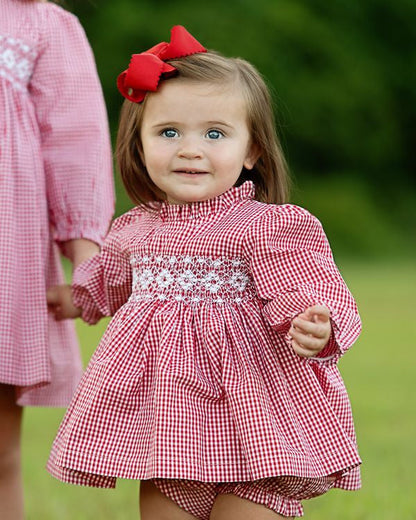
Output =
[
  {"x1": 143, "y1": 147, "x2": 168, "y2": 172},
  {"x1": 222, "y1": 148, "x2": 251, "y2": 172}
]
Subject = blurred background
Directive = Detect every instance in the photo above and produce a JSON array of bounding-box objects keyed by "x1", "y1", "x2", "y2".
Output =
[
  {"x1": 68, "y1": 0, "x2": 416, "y2": 259},
  {"x1": 23, "y1": 1, "x2": 415, "y2": 519}
]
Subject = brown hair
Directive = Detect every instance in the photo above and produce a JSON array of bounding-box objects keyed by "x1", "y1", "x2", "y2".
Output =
[{"x1": 116, "y1": 51, "x2": 290, "y2": 206}]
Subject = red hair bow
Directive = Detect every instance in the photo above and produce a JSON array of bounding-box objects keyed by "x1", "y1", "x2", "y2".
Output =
[{"x1": 117, "y1": 26, "x2": 207, "y2": 103}]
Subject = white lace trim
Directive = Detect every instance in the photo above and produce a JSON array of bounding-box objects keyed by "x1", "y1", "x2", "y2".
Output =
[
  {"x1": 129, "y1": 254, "x2": 256, "y2": 304},
  {"x1": 0, "y1": 35, "x2": 36, "y2": 91}
]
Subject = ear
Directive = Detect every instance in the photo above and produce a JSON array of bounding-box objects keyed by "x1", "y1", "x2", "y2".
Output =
[{"x1": 243, "y1": 142, "x2": 261, "y2": 170}]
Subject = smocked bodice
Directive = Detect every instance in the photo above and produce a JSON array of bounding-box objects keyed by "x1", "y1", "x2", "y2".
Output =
[{"x1": 0, "y1": 35, "x2": 36, "y2": 91}]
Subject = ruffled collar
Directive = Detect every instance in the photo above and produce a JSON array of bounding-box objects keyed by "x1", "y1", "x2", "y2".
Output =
[{"x1": 157, "y1": 181, "x2": 255, "y2": 221}]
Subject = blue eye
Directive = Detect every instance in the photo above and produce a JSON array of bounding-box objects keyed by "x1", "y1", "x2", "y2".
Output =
[
  {"x1": 206, "y1": 129, "x2": 224, "y2": 140},
  {"x1": 161, "y1": 128, "x2": 179, "y2": 138}
]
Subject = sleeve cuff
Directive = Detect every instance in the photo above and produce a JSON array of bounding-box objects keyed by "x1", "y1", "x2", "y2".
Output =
[
  {"x1": 263, "y1": 292, "x2": 361, "y2": 362},
  {"x1": 52, "y1": 214, "x2": 113, "y2": 248},
  {"x1": 71, "y1": 256, "x2": 104, "y2": 325}
]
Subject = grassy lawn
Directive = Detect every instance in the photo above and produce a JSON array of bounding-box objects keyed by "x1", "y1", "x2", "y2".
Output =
[{"x1": 22, "y1": 260, "x2": 416, "y2": 519}]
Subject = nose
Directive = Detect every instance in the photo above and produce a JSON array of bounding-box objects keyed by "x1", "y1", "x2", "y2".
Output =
[{"x1": 177, "y1": 135, "x2": 203, "y2": 159}]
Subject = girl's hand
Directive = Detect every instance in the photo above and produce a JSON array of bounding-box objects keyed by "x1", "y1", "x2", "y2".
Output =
[
  {"x1": 47, "y1": 285, "x2": 82, "y2": 321},
  {"x1": 289, "y1": 305, "x2": 331, "y2": 358}
]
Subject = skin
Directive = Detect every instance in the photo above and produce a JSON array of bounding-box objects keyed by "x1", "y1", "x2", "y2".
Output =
[
  {"x1": 289, "y1": 305, "x2": 331, "y2": 358},
  {"x1": 0, "y1": 386, "x2": 24, "y2": 520},
  {"x1": 62, "y1": 238, "x2": 100, "y2": 268},
  {"x1": 47, "y1": 80, "x2": 332, "y2": 517},
  {"x1": 140, "y1": 80, "x2": 258, "y2": 205}
]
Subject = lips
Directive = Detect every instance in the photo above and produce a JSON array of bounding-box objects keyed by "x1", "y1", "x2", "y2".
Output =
[{"x1": 173, "y1": 169, "x2": 208, "y2": 175}]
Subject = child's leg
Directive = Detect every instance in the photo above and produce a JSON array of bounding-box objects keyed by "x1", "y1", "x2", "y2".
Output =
[
  {"x1": 211, "y1": 494, "x2": 294, "y2": 520},
  {"x1": 0, "y1": 384, "x2": 24, "y2": 520},
  {"x1": 140, "y1": 480, "x2": 199, "y2": 520}
]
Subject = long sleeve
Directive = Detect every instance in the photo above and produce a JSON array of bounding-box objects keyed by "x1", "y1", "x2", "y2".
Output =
[
  {"x1": 29, "y1": 6, "x2": 114, "y2": 246},
  {"x1": 246, "y1": 205, "x2": 361, "y2": 361},
  {"x1": 72, "y1": 214, "x2": 135, "y2": 325}
]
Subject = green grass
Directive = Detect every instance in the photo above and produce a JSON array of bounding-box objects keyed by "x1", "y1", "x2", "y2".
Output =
[
  {"x1": 303, "y1": 260, "x2": 416, "y2": 519},
  {"x1": 22, "y1": 260, "x2": 416, "y2": 519}
]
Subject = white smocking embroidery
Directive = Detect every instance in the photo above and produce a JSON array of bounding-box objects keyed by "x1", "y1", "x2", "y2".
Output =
[
  {"x1": 0, "y1": 35, "x2": 36, "y2": 91},
  {"x1": 129, "y1": 254, "x2": 256, "y2": 304}
]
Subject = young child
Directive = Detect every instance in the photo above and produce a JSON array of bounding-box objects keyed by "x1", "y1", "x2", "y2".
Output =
[
  {"x1": 0, "y1": 0, "x2": 114, "y2": 518},
  {"x1": 47, "y1": 26, "x2": 361, "y2": 520}
]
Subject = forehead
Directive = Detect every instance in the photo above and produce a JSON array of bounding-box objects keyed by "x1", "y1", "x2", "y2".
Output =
[{"x1": 142, "y1": 79, "x2": 248, "y2": 122}]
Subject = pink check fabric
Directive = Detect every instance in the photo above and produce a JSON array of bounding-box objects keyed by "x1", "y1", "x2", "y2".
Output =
[
  {"x1": 0, "y1": 0, "x2": 114, "y2": 406},
  {"x1": 48, "y1": 182, "x2": 361, "y2": 500}
]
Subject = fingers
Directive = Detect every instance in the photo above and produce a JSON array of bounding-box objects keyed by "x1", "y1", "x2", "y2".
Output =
[
  {"x1": 289, "y1": 330, "x2": 326, "y2": 357},
  {"x1": 46, "y1": 287, "x2": 59, "y2": 305},
  {"x1": 289, "y1": 305, "x2": 331, "y2": 358},
  {"x1": 46, "y1": 285, "x2": 81, "y2": 321},
  {"x1": 47, "y1": 297, "x2": 63, "y2": 321},
  {"x1": 298, "y1": 304, "x2": 330, "y2": 323},
  {"x1": 291, "y1": 316, "x2": 329, "y2": 339},
  {"x1": 50, "y1": 297, "x2": 66, "y2": 321},
  {"x1": 47, "y1": 287, "x2": 63, "y2": 320}
]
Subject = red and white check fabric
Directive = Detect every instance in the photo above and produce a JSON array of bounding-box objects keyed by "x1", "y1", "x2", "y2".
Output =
[
  {"x1": 48, "y1": 182, "x2": 361, "y2": 496},
  {"x1": 0, "y1": 0, "x2": 114, "y2": 406},
  {"x1": 153, "y1": 475, "x2": 337, "y2": 518}
]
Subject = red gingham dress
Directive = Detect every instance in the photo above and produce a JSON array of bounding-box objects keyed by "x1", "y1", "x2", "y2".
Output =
[
  {"x1": 0, "y1": 0, "x2": 114, "y2": 406},
  {"x1": 48, "y1": 182, "x2": 361, "y2": 497}
]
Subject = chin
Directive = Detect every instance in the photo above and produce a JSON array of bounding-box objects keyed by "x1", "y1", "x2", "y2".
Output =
[{"x1": 169, "y1": 189, "x2": 215, "y2": 204}]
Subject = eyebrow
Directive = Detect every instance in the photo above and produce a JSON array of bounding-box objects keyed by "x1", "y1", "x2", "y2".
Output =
[
  {"x1": 150, "y1": 120, "x2": 234, "y2": 129},
  {"x1": 206, "y1": 120, "x2": 234, "y2": 128}
]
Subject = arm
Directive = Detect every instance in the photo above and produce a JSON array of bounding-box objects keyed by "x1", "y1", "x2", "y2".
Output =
[
  {"x1": 47, "y1": 239, "x2": 103, "y2": 320},
  {"x1": 47, "y1": 212, "x2": 137, "y2": 324},
  {"x1": 61, "y1": 238, "x2": 100, "y2": 270},
  {"x1": 30, "y1": 6, "x2": 114, "y2": 248},
  {"x1": 247, "y1": 205, "x2": 361, "y2": 362},
  {"x1": 47, "y1": 238, "x2": 102, "y2": 319}
]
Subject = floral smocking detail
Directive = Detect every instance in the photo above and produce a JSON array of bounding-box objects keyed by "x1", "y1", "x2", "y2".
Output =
[
  {"x1": 129, "y1": 254, "x2": 257, "y2": 304},
  {"x1": 0, "y1": 35, "x2": 36, "y2": 91}
]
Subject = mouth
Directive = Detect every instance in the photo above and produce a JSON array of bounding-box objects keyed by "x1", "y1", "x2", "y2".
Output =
[{"x1": 173, "y1": 169, "x2": 209, "y2": 175}]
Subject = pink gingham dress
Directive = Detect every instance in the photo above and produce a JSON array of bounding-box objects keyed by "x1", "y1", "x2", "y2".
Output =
[
  {"x1": 0, "y1": 0, "x2": 114, "y2": 406},
  {"x1": 48, "y1": 182, "x2": 361, "y2": 497}
]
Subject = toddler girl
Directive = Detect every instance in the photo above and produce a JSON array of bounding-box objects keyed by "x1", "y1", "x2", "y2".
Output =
[{"x1": 47, "y1": 26, "x2": 361, "y2": 519}]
